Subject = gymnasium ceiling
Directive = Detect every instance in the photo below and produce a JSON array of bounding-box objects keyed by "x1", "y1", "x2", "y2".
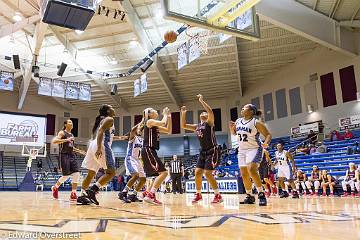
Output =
[{"x1": 0, "y1": 0, "x2": 359, "y2": 111}]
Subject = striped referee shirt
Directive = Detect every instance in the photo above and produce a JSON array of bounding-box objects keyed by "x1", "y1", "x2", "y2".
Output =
[{"x1": 170, "y1": 160, "x2": 183, "y2": 174}]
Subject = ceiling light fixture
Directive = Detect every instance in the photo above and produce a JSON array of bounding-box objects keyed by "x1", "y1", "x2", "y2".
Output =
[
  {"x1": 75, "y1": 30, "x2": 84, "y2": 35},
  {"x1": 13, "y1": 12, "x2": 22, "y2": 22}
]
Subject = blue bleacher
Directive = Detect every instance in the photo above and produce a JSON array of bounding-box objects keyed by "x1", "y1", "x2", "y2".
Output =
[{"x1": 217, "y1": 133, "x2": 360, "y2": 179}]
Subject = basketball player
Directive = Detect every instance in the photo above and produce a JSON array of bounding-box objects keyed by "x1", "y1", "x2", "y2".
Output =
[
  {"x1": 294, "y1": 170, "x2": 308, "y2": 195},
  {"x1": 141, "y1": 107, "x2": 172, "y2": 205},
  {"x1": 274, "y1": 142, "x2": 299, "y2": 198},
  {"x1": 51, "y1": 119, "x2": 85, "y2": 201},
  {"x1": 77, "y1": 104, "x2": 126, "y2": 205},
  {"x1": 356, "y1": 166, "x2": 360, "y2": 197},
  {"x1": 321, "y1": 170, "x2": 335, "y2": 197},
  {"x1": 180, "y1": 94, "x2": 223, "y2": 204},
  {"x1": 342, "y1": 162, "x2": 358, "y2": 197},
  {"x1": 118, "y1": 123, "x2": 146, "y2": 203},
  {"x1": 305, "y1": 165, "x2": 321, "y2": 196},
  {"x1": 229, "y1": 104, "x2": 272, "y2": 206},
  {"x1": 259, "y1": 150, "x2": 277, "y2": 197}
]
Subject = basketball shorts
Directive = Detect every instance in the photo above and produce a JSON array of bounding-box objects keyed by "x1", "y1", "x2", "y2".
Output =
[
  {"x1": 259, "y1": 160, "x2": 269, "y2": 180},
  {"x1": 125, "y1": 156, "x2": 146, "y2": 177},
  {"x1": 196, "y1": 146, "x2": 221, "y2": 170},
  {"x1": 237, "y1": 147, "x2": 263, "y2": 167},
  {"x1": 81, "y1": 139, "x2": 115, "y2": 173},
  {"x1": 277, "y1": 165, "x2": 293, "y2": 180},
  {"x1": 141, "y1": 147, "x2": 166, "y2": 177},
  {"x1": 59, "y1": 153, "x2": 79, "y2": 176}
]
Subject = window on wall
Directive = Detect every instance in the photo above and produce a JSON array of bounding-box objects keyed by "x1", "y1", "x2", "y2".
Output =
[
  {"x1": 123, "y1": 116, "x2": 131, "y2": 135},
  {"x1": 339, "y1": 65, "x2": 357, "y2": 103},
  {"x1": 251, "y1": 97, "x2": 260, "y2": 109},
  {"x1": 230, "y1": 107, "x2": 238, "y2": 121},
  {"x1": 70, "y1": 118, "x2": 78, "y2": 137},
  {"x1": 263, "y1": 93, "x2": 274, "y2": 121},
  {"x1": 275, "y1": 89, "x2": 288, "y2": 118},
  {"x1": 289, "y1": 87, "x2": 302, "y2": 115},
  {"x1": 213, "y1": 108, "x2": 222, "y2": 131},
  {"x1": 320, "y1": 72, "x2": 337, "y2": 107},
  {"x1": 171, "y1": 112, "x2": 180, "y2": 134},
  {"x1": 134, "y1": 115, "x2": 142, "y2": 125}
]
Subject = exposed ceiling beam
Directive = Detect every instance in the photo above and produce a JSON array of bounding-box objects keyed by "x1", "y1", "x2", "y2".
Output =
[
  {"x1": 351, "y1": 2, "x2": 360, "y2": 21},
  {"x1": 0, "y1": 15, "x2": 40, "y2": 39},
  {"x1": 339, "y1": 20, "x2": 360, "y2": 28},
  {"x1": 329, "y1": 0, "x2": 341, "y2": 19},
  {"x1": 257, "y1": 0, "x2": 358, "y2": 57},
  {"x1": 18, "y1": 21, "x2": 47, "y2": 110},
  {"x1": 119, "y1": 0, "x2": 182, "y2": 108},
  {"x1": 50, "y1": 26, "x2": 129, "y2": 112},
  {"x1": 313, "y1": 0, "x2": 318, "y2": 10}
]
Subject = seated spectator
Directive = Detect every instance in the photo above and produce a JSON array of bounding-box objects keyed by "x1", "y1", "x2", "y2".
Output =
[
  {"x1": 296, "y1": 143, "x2": 309, "y2": 155},
  {"x1": 341, "y1": 162, "x2": 359, "y2": 197},
  {"x1": 347, "y1": 142, "x2": 360, "y2": 155},
  {"x1": 307, "y1": 130, "x2": 317, "y2": 144},
  {"x1": 329, "y1": 130, "x2": 343, "y2": 141},
  {"x1": 343, "y1": 128, "x2": 354, "y2": 140},
  {"x1": 309, "y1": 144, "x2": 316, "y2": 155},
  {"x1": 320, "y1": 170, "x2": 336, "y2": 197},
  {"x1": 316, "y1": 142, "x2": 327, "y2": 154}
]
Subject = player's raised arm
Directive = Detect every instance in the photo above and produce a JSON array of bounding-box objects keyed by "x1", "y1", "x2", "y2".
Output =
[{"x1": 180, "y1": 106, "x2": 197, "y2": 132}]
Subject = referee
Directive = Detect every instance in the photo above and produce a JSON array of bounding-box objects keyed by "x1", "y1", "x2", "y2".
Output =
[{"x1": 170, "y1": 155, "x2": 184, "y2": 194}]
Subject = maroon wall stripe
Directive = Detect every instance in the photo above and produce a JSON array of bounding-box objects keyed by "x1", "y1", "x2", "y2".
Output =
[
  {"x1": 339, "y1": 65, "x2": 357, "y2": 103},
  {"x1": 320, "y1": 72, "x2": 337, "y2": 107}
]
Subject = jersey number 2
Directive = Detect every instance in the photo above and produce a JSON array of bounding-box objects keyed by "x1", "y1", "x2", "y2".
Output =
[{"x1": 238, "y1": 134, "x2": 248, "y2": 142}]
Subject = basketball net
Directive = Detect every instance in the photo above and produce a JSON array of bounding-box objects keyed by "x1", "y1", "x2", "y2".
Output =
[{"x1": 185, "y1": 26, "x2": 214, "y2": 55}]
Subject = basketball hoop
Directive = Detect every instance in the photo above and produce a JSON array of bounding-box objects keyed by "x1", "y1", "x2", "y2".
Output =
[
  {"x1": 22, "y1": 144, "x2": 46, "y2": 160},
  {"x1": 185, "y1": 26, "x2": 214, "y2": 55}
]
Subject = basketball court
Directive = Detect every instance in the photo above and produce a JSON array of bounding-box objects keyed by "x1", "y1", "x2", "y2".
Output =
[
  {"x1": 0, "y1": 192, "x2": 359, "y2": 240},
  {"x1": 1, "y1": 0, "x2": 360, "y2": 239}
]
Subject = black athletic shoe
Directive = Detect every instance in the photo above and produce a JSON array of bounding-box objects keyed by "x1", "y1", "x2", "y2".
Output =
[
  {"x1": 128, "y1": 194, "x2": 143, "y2": 202},
  {"x1": 258, "y1": 192, "x2": 267, "y2": 206},
  {"x1": 86, "y1": 188, "x2": 99, "y2": 205},
  {"x1": 118, "y1": 192, "x2": 132, "y2": 203},
  {"x1": 240, "y1": 194, "x2": 256, "y2": 204},
  {"x1": 292, "y1": 191, "x2": 300, "y2": 199},
  {"x1": 280, "y1": 191, "x2": 289, "y2": 198},
  {"x1": 76, "y1": 195, "x2": 91, "y2": 205}
]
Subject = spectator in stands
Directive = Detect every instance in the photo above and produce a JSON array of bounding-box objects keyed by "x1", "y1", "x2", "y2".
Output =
[
  {"x1": 37, "y1": 159, "x2": 43, "y2": 172},
  {"x1": 296, "y1": 143, "x2": 309, "y2": 155},
  {"x1": 320, "y1": 170, "x2": 336, "y2": 197},
  {"x1": 341, "y1": 162, "x2": 359, "y2": 197},
  {"x1": 347, "y1": 142, "x2": 360, "y2": 155},
  {"x1": 307, "y1": 130, "x2": 317, "y2": 144},
  {"x1": 53, "y1": 167, "x2": 58, "y2": 174},
  {"x1": 305, "y1": 165, "x2": 321, "y2": 196},
  {"x1": 309, "y1": 144, "x2": 316, "y2": 155},
  {"x1": 343, "y1": 128, "x2": 354, "y2": 140},
  {"x1": 329, "y1": 130, "x2": 343, "y2": 141},
  {"x1": 316, "y1": 142, "x2": 327, "y2": 154}
]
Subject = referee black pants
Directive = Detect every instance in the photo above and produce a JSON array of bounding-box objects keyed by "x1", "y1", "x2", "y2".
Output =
[{"x1": 171, "y1": 173, "x2": 182, "y2": 193}]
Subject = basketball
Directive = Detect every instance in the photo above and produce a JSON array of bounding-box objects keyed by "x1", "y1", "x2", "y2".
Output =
[
  {"x1": 3, "y1": 78, "x2": 9, "y2": 85},
  {"x1": 164, "y1": 31, "x2": 177, "y2": 43}
]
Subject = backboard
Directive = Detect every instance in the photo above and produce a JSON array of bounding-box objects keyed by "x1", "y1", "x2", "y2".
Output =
[
  {"x1": 22, "y1": 144, "x2": 47, "y2": 160},
  {"x1": 161, "y1": 0, "x2": 261, "y2": 41}
]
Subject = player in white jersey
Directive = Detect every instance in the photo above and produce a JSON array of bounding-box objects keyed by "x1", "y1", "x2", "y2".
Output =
[
  {"x1": 118, "y1": 123, "x2": 146, "y2": 203},
  {"x1": 77, "y1": 104, "x2": 127, "y2": 205},
  {"x1": 275, "y1": 142, "x2": 299, "y2": 198},
  {"x1": 229, "y1": 104, "x2": 272, "y2": 206}
]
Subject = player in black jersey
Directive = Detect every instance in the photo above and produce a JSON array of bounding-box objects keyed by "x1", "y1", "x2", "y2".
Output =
[
  {"x1": 51, "y1": 119, "x2": 86, "y2": 201},
  {"x1": 141, "y1": 107, "x2": 172, "y2": 205},
  {"x1": 181, "y1": 94, "x2": 223, "y2": 204}
]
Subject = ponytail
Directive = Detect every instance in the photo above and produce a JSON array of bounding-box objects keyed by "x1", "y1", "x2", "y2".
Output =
[
  {"x1": 92, "y1": 104, "x2": 112, "y2": 135},
  {"x1": 62, "y1": 120, "x2": 67, "y2": 130},
  {"x1": 255, "y1": 110, "x2": 262, "y2": 117}
]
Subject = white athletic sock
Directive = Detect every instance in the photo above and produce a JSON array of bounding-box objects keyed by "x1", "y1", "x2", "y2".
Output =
[
  {"x1": 95, "y1": 182, "x2": 102, "y2": 189},
  {"x1": 122, "y1": 186, "x2": 130, "y2": 193},
  {"x1": 150, "y1": 187, "x2": 156, "y2": 193},
  {"x1": 256, "y1": 187, "x2": 263, "y2": 193},
  {"x1": 71, "y1": 189, "x2": 76, "y2": 193},
  {"x1": 246, "y1": 189, "x2": 252, "y2": 195},
  {"x1": 81, "y1": 189, "x2": 87, "y2": 195},
  {"x1": 214, "y1": 189, "x2": 219, "y2": 194},
  {"x1": 196, "y1": 189, "x2": 201, "y2": 194}
]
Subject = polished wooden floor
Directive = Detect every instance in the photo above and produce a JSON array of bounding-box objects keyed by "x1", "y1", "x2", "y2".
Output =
[{"x1": 0, "y1": 192, "x2": 359, "y2": 240}]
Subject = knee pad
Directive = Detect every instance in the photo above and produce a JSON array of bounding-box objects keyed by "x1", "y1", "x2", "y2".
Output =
[{"x1": 70, "y1": 172, "x2": 80, "y2": 184}]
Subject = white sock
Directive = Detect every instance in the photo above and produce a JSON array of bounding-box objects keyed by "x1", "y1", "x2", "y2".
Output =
[
  {"x1": 196, "y1": 190, "x2": 201, "y2": 194},
  {"x1": 71, "y1": 189, "x2": 76, "y2": 193},
  {"x1": 122, "y1": 186, "x2": 130, "y2": 193},
  {"x1": 150, "y1": 187, "x2": 156, "y2": 193},
  {"x1": 246, "y1": 190, "x2": 252, "y2": 195},
  {"x1": 256, "y1": 187, "x2": 263, "y2": 193},
  {"x1": 95, "y1": 182, "x2": 102, "y2": 188},
  {"x1": 214, "y1": 189, "x2": 219, "y2": 194},
  {"x1": 81, "y1": 189, "x2": 87, "y2": 195}
]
